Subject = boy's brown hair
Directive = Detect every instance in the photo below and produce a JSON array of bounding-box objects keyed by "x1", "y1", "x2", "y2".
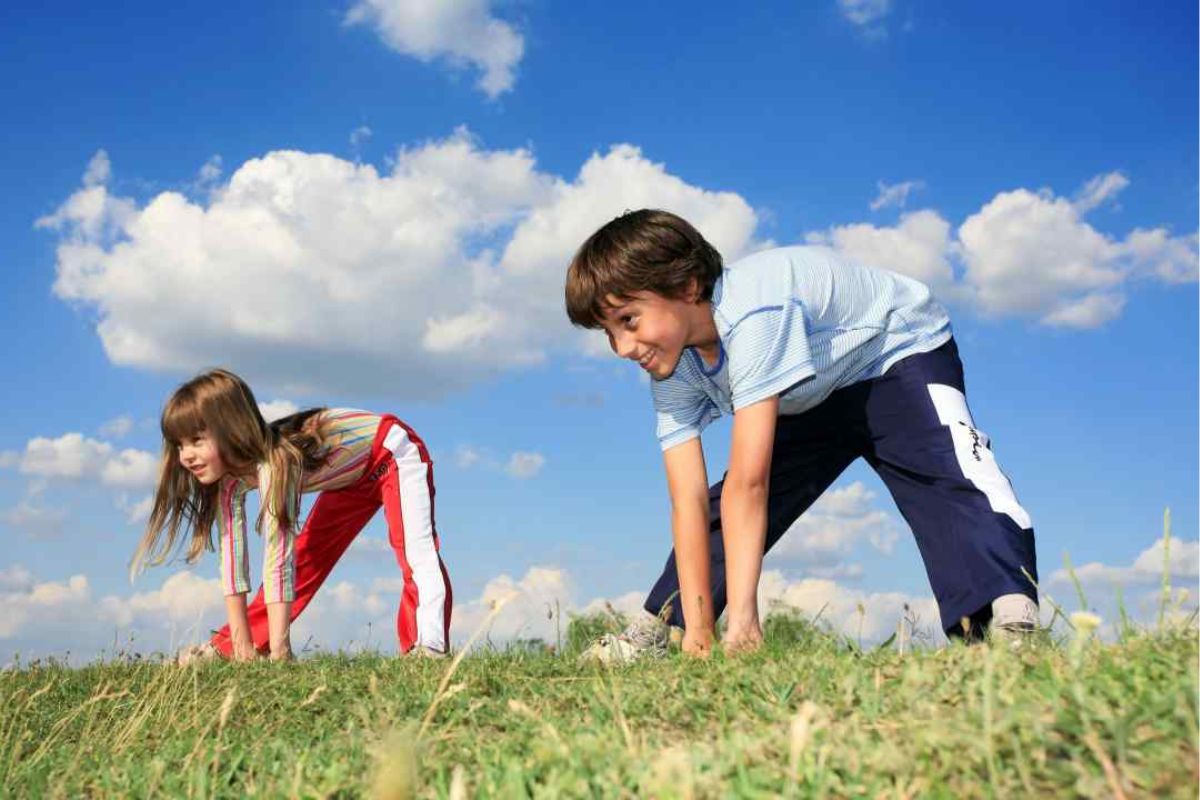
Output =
[{"x1": 565, "y1": 209, "x2": 723, "y2": 329}]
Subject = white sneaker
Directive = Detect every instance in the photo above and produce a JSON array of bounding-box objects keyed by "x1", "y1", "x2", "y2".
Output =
[
  {"x1": 990, "y1": 593, "x2": 1040, "y2": 649},
  {"x1": 579, "y1": 610, "x2": 669, "y2": 664},
  {"x1": 176, "y1": 642, "x2": 221, "y2": 666}
]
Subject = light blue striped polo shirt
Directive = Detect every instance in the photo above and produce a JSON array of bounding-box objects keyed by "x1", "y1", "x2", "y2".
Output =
[{"x1": 651, "y1": 245, "x2": 952, "y2": 450}]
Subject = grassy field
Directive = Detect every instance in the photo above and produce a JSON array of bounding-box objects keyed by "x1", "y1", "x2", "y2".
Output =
[{"x1": 2, "y1": 611, "x2": 1196, "y2": 799}]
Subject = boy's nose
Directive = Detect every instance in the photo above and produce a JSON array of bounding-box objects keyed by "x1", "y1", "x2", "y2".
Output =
[{"x1": 613, "y1": 331, "x2": 637, "y2": 359}]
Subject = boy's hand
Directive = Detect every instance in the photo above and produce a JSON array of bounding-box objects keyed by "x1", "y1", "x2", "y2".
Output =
[
  {"x1": 722, "y1": 622, "x2": 763, "y2": 655},
  {"x1": 682, "y1": 628, "x2": 714, "y2": 658}
]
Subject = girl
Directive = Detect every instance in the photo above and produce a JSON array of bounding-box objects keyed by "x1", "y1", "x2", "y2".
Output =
[{"x1": 132, "y1": 368, "x2": 452, "y2": 661}]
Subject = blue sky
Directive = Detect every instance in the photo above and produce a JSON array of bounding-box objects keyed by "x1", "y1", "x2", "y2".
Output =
[{"x1": 1, "y1": 0, "x2": 1196, "y2": 661}]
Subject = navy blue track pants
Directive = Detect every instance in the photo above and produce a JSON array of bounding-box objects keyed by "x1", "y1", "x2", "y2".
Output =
[{"x1": 643, "y1": 339, "x2": 1039, "y2": 637}]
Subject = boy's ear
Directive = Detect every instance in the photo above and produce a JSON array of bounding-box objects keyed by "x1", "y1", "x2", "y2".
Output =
[{"x1": 685, "y1": 278, "x2": 702, "y2": 303}]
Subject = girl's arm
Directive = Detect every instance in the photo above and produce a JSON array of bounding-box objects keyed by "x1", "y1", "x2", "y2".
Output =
[
  {"x1": 256, "y1": 464, "x2": 298, "y2": 660},
  {"x1": 662, "y1": 437, "x2": 714, "y2": 657},
  {"x1": 224, "y1": 594, "x2": 258, "y2": 661},
  {"x1": 217, "y1": 479, "x2": 257, "y2": 660},
  {"x1": 721, "y1": 395, "x2": 779, "y2": 652}
]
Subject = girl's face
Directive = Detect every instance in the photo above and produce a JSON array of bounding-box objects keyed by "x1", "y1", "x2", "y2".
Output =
[{"x1": 176, "y1": 431, "x2": 228, "y2": 485}]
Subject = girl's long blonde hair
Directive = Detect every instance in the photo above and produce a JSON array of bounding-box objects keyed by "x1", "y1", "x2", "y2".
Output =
[{"x1": 130, "y1": 368, "x2": 329, "y2": 579}]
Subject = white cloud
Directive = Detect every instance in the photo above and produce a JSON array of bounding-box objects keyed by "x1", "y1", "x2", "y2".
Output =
[
  {"x1": 196, "y1": 155, "x2": 223, "y2": 189},
  {"x1": 350, "y1": 126, "x2": 373, "y2": 149},
  {"x1": 870, "y1": 179, "x2": 924, "y2": 211},
  {"x1": 103, "y1": 571, "x2": 227, "y2": 629},
  {"x1": 768, "y1": 482, "x2": 899, "y2": 566},
  {"x1": 0, "y1": 565, "x2": 34, "y2": 592},
  {"x1": 758, "y1": 570, "x2": 943, "y2": 643},
  {"x1": 36, "y1": 140, "x2": 752, "y2": 399},
  {"x1": 99, "y1": 414, "x2": 135, "y2": 439},
  {"x1": 1050, "y1": 535, "x2": 1199, "y2": 589},
  {"x1": 345, "y1": 0, "x2": 525, "y2": 98},
  {"x1": 41, "y1": 137, "x2": 756, "y2": 400},
  {"x1": 41, "y1": 147, "x2": 1196, "y2": 404},
  {"x1": 0, "y1": 572, "x2": 91, "y2": 639},
  {"x1": 258, "y1": 399, "x2": 300, "y2": 422},
  {"x1": 454, "y1": 445, "x2": 483, "y2": 469},
  {"x1": 348, "y1": 535, "x2": 393, "y2": 556},
  {"x1": 837, "y1": 0, "x2": 891, "y2": 26},
  {"x1": 806, "y1": 209, "x2": 956, "y2": 295},
  {"x1": 811, "y1": 173, "x2": 1197, "y2": 329},
  {"x1": 100, "y1": 448, "x2": 159, "y2": 489},
  {"x1": 3, "y1": 432, "x2": 159, "y2": 490},
  {"x1": 450, "y1": 566, "x2": 573, "y2": 644},
  {"x1": 452, "y1": 446, "x2": 545, "y2": 478},
  {"x1": 19, "y1": 433, "x2": 112, "y2": 480},
  {"x1": 1072, "y1": 171, "x2": 1129, "y2": 213},
  {"x1": 1040, "y1": 292, "x2": 1126, "y2": 329},
  {"x1": 957, "y1": 187, "x2": 1125, "y2": 323},
  {"x1": 116, "y1": 493, "x2": 154, "y2": 524},
  {"x1": 1, "y1": 500, "x2": 68, "y2": 538},
  {"x1": 505, "y1": 451, "x2": 545, "y2": 479}
]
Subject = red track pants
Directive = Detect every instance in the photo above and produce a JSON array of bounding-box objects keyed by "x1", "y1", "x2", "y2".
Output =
[{"x1": 210, "y1": 417, "x2": 452, "y2": 656}]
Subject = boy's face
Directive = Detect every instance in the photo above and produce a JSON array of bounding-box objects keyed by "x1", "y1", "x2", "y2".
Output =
[{"x1": 599, "y1": 291, "x2": 698, "y2": 380}]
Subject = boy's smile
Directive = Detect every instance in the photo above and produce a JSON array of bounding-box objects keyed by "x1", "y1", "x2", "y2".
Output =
[{"x1": 600, "y1": 288, "x2": 719, "y2": 380}]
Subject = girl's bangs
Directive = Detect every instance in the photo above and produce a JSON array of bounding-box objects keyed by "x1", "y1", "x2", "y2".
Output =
[{"x1": 161, "y1": 392, "x2": 209, "y2": 444}]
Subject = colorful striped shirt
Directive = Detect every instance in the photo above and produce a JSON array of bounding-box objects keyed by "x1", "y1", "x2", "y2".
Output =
[{"x1": 217, "y1": 409, "x2": 383, "y2": 602}]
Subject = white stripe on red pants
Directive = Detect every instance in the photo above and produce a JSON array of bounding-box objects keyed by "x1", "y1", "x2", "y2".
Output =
[{"x1": 210, "y1": 417, "x2": 452, "y2": 656}]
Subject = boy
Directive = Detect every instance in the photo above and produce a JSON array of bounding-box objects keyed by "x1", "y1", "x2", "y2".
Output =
[{"x1": 565, "y1": 209, "x2": 1039, "y2": 659}]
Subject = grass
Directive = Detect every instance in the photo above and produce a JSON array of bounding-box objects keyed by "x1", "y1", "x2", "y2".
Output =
[{"x1": 2, "y1": 610, "x2": 1196, "y2": 798}]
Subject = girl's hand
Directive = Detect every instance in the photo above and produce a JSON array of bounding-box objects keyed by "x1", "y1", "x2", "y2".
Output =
[
  {"x1": 231, "y1": 638, "x2": 259, "y2": 662},
  {"x1": 269, "y1": 646, "x2": 294, "y2": 662},
  {"x1": 682, "y1": 627, "x2": 714, "y2": 658}
]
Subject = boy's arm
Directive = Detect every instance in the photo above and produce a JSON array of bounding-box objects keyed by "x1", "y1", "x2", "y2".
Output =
[
  {"x1": 662, "y1": 436, "x2": 715, "y2": 656},
  {"x1": 721, "y1": 395, "x2": 779, "y2": 650}
]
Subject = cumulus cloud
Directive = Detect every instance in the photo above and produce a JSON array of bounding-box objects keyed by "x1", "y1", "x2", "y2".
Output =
[
  {"x1": 1, "y1": 500, "x2": 67, "y2": 538},
  {"x1": 345, "y1": 0, "x2": 525, "y2": 98},
  {"x1": 0, "y1": 568, "x2": 233, "y2": 664},
  {"x1": 0, "y1": 572, "x2": 92, "y2": 639},
  {"x1": 2, "y1": 432, "x2": 158, "y2": 489},
  {"x1": 40, "y1": 147, "x2": 1195, "y2": 403},
  {"x1": 759, "y1": 570, "x2": 942, "y2": 642},
  {"x1": 505, "y1": 451, "x2": 545, "y2": 479},
  {"x1": 116, "y1": 493, "x2": 154, "y2": 524},
  {"x1": 807, "y1": 209, "x2": 956, "y2": 295},
  {"x1": 767, "y1": 482, "x2": 899, "y2": 566},
  {"x1": 1050, "y1": 535, "x2": 1199, "y2": 590},
  {"x1": 870, "y1": 179, "x2": 924, "y2": 211},
  {"x1": 41, "y1": 138, "x2": 760, "y2": 399},
  {"x1": 810, "y1": 172, "x2": 1197, "y2": 328},
  {"x1": 99, "y1": 414, "x2": 135, "y2": 439},
  {"x1": 0, "y1": 565, "x2": 34, "y2": 592}
]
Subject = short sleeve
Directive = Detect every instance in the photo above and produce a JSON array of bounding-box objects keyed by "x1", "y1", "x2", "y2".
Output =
[
  {"x1": 725, "y1": 300, "x2": 815, "y2": 411},
  {"x1": 217, "y1": 478, "x2": 251, "y2": 596},
  {"x1": 651, "y1": 372, "x2": 720, "y2": 451}
]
